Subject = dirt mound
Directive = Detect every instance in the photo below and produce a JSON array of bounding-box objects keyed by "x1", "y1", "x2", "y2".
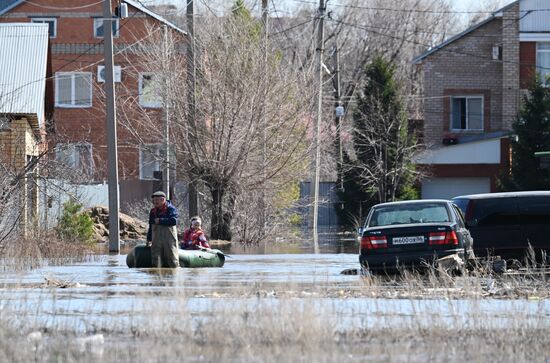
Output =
[{"x1": 87, "y1": 206, "x2": 148, "y2": 241}]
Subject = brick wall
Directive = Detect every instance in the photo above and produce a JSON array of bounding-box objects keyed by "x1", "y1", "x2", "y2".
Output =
[
  {"x1": 2, "y1": 118, "x2": 42, "y2": 236},
  {"x1": 0, "y1": 0, "x2": 185, "y2": 183},
  {"x1": 422, "y1": 18, "x2": 504, "y2": 147},
  {"x1": 501, "y1": 2, "x2": 520, "y2": 130}
]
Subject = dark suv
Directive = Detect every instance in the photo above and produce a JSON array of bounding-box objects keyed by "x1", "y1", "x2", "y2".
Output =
[
  {"x1": 452, "y1": 191, "x2": 550, "y2": 261},
  {"x1": 359, "y1": 200, "x2": 474, "y2": 272}
]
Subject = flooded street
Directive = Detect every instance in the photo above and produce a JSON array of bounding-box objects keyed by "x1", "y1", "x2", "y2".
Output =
[{"x1": 1, "y1": 247, "x2": 550, "y2": 362}]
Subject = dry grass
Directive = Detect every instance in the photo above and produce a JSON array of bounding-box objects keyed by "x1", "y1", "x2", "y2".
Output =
[
  {"x1": 1, "y1": 244, "x2": 549, "y2": 362},
  {"x1": 1, "y1": 269, "x2": 549, "y2": 362},
  {"x1": 0, "y1": 231, "x2": 96, "y2": 272}
]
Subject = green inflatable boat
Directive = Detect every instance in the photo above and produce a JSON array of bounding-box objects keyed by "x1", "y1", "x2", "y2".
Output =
[{"x1": 126, "y1": 244, "x2": 225, "y2": 268}]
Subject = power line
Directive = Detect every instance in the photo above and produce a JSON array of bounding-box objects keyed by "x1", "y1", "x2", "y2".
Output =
[
  {"x1": 292, "y1": 0, "x2": 550, "y2": 15},
  {"x1": 327, "y1": 16, "x2": 550, "y2": 71},
  {"x1": 21, "y1": 0, "x2": 104, "y2": 10},
  {"x1": 0, "y1": 9, "x2": 161, "y2": 103},
  {"x1": 269, "y1": 17, "x2": 314, "y2": 36}
]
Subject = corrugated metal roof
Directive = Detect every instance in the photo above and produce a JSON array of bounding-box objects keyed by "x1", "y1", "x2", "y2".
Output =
[{"x1": 0, "y1": 23, "x2": 49, "y2": 127}]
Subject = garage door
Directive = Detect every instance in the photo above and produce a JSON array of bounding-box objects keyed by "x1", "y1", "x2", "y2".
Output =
[{"x1": 421, "y1": 177, "x2": 491, "y2": 200}]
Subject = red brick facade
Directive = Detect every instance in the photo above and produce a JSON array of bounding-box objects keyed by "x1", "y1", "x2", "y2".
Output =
[
  {"x1": 427, "y1": 138, "x2": 511, "y2": 193},
  {"x1": 0, "y1": 0, "x2": 185, "y2": 184}
]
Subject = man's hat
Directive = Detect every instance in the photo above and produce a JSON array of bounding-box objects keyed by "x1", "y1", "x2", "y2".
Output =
[{"x1": 151, "y1": 191, "x2": 166, "y2": 198}]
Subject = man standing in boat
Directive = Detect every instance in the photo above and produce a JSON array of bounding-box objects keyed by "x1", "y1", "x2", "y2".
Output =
[{"x1": 146, "y1": 191, "x2": 180, "y2": 268}]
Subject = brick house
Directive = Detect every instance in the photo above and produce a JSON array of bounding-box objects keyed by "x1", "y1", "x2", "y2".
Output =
[
  {"x1": 0, "y1": 0, "x2": 186, "y2": 205},
  {"x1": 0, "y1": 23, "x2": 53, "y2": 236},
  {"x1": 413, "y1": 0, "x2": 549, "y2": 199}
]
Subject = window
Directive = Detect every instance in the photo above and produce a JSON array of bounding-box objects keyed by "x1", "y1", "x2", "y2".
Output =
[
  {"x1": 452, "y1": 205, "x2": 466, "y2": 228},
  {"x1": 450, "y1": 96, "x2": 483, "y2": 131},
  {"x1": 473, "y1": 198, "x2": 519, "y2": 227},
  {"x1": 452, "y1": 198, "x2": 468, "y2": 215},
  {"x1": 139, "y1": 144, "x2": 162, "y2": 180},
  {"x1": 368, "y1": 203, "x2": 451, "y2": 227},
  {"x1": 93, "y1": 18, "x2": 119, "y2": 38},
  {"x1": 518, "y1": 196, "x2": 550, "y2": 225},
  {"x1": 139, "y1": 73, "x2": 162, "y2": 108},
  {"x1": 537, "y1": 42, "x2": 550, "y2": 86},
  {"x1": 56, "y1": 143, "x2": 94, "y2": 174},
  {"x1": 55, "y1": 72, "x2": 92, "y2": 108},
  {"x1": 31, "y1": 18, "x2": 57, "y2": 38}
]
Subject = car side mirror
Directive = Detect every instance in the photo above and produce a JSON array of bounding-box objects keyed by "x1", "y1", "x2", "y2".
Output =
[{"x1": 357, "y1": 227, "x2": 365, "y2": 236}]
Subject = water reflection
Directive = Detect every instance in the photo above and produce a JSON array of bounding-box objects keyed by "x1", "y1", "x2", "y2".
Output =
[{"x1": 219, "y1": 240, "x2": 358, "y2": 255}]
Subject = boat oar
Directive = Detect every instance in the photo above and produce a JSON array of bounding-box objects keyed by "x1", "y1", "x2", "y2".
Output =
[{"x1": 195, "y1": 246, "x2": 232, "y2": 258}]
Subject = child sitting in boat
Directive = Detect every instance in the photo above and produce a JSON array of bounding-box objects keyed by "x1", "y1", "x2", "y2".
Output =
[
  {"x1": 180, "y1": 216, "x2": 198, "y2": 249},
  {"x1": 180, "y1": 217, "x2": 210, "y2": 249}
]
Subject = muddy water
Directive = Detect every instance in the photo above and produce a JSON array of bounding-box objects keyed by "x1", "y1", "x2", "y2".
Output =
[
  {"x1": 1, "y1": 250, "x2": 550, "y2": 362},
  {"x1": 1, "y1": 251, "x2": 549, "y2": 327}
]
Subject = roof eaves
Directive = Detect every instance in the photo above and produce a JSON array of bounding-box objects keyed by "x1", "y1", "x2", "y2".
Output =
[
  {"x1": 412, "y1": 0, "x2": 518, "y2": 64},
  {"x1": 0, "y1": 0, "x2": 24, "y2": 16},
  {"x1": 457, "y1": 130, "x2": 512, "y2": 144},
  {"x1": 124, "y1": 0, "x2": 187, "y2": 35}
]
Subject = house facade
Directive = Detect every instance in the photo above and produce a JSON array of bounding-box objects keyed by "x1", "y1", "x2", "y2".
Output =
[
  {"x1": 0, "y1": 0, "x2": 186, "y2": 206},
  {"x1": 0, "y1": 23, "x2": 52, "y2": 236},
  {"x1": 413, "y1": 0, "x2": 550, "y2": 199}
]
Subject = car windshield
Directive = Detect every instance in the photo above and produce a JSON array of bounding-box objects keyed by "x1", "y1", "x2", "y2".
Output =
[{"x1": 369, "y1": 203, "x2": 451, "y2": 227}]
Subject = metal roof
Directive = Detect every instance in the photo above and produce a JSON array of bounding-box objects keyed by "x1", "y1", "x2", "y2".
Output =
[
  {"x1": 124, "y1": 0, "x2": 186, "y2": 35},
  {"x1": 412, "y1": 0, "x2": 519, "y2": 64},
  {"x1": 0, "y1": 23, "x2": 49, "y2": 127},
  {"x1": 452, "y1": 191, "x2": 550, "y2": 199},
  {"x1": 0, "y1": 0, "x2": 186, "y2": 35},
  {"x1": 0, "y1": 0, "x2": 22, "y2": 15}
]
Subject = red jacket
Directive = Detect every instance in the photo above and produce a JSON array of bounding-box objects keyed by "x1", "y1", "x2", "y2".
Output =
[{"x1": 180, "y1": 228, "x2": 210, "y2": 249}]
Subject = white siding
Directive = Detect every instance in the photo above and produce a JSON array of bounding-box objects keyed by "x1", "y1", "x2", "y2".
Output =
[
  {"x1": 416, "y1": 138, "x2": 502, "y2": 165},
  {"x1": 520, "y1": 0, "x2": 550, "y2": 32},
  {"x1": 39, "y1": 179, "x2": 109, "y2": 229},
  {"x1": 422, "y1": 178, "x2": 491, "y2": 200}
]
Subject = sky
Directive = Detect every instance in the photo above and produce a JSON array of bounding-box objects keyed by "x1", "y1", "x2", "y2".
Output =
[{"x1": 143, "y1": 0, "x2": 510, "y2": 14}]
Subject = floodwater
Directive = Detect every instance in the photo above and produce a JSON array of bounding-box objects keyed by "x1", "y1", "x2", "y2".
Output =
[
  {"x1": 1, "y1": 246, "x2": 549, "y2": 326},
  {"x1": 1, "y1": 243, "x2": 550, "y2": 362}
]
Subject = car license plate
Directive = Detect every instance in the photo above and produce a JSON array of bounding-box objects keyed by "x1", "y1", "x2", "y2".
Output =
[{"x1": 392, "y1": 236, "x2": 424, "y2": 245}]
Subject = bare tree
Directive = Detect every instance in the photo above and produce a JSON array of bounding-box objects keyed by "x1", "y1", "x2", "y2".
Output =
[
  {"x1": 270, "y1": 0, "x2": 460, "y2": 194},
  {"x1": 118, "y1": 11, "x2": 315, "y2": 241}
]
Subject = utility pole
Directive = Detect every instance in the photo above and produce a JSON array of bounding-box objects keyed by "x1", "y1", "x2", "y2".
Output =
[
  {"x1": 103, "y1": 0, "x2": 120, "y2": 253},
  {"x1": 260, "y1": 0, "x2": 268, "y2": 238},
  {"x1": 333, "y1": 45, "x2": 344, "y2": 193},
  {"x1": 186, "y1": 0, "x2": 199, "y2": 217},
  {"x1": 162, "y1": 25, "x2": 170, "y2": 199},
  {"x1": 311, "y1": 0, "x2": 325, "y2": 252}
]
